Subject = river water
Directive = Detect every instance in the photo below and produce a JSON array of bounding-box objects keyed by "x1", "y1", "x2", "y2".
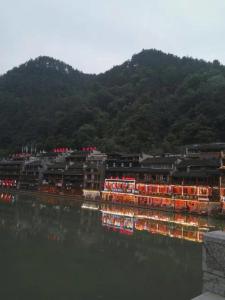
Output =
[{"x1": 0, "y1": 192, "x2": 224, "y2": 300}]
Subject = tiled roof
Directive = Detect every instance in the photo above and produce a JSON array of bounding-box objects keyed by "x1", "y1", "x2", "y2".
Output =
[
  {"x1": 172, "y1": 170, "x2": 220, "y2": 178},
  {"x1": 141, "y1": 157, "x2": 177, "y2": 164},
  {"x1": 106, "y1": 167, "x2": 171, "y2": 174},
  {"x1": 187, "y1": 143, "x2": 225, "y2": 151},
  {"x1": 178, "y1": 158, "x2": 220, "y2": 168}
]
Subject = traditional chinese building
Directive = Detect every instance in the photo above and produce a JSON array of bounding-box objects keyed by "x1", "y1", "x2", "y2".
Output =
[
  {"x1": 106, "y1": 153, "x2": 140, "y2": 168},
  {"x1": 65, "y1": 150, "x2": 90, "y2": 164},
  {"x1": 19, "y1": 160, "x2": 43, "y2": 190},
  {"x1": 0, "y1": 160, "x2": 23, "y2": 188},
  {"x1": 139, "y1": 157, "x2": 180, "y2": 184},
  {"x1": 172, "y1": 158, "x2": 221, "y2": 189},
  {"x1": 105, "y1": 155, "x2": 179, "y2": 184},
  {"x1": 102, "y1": 154, "x2": 222, "y2": 215},
  {"x1": 102, "y1": 176, "x2": 221, "y2": 215},
  {"x1": 185, "y1": 143, "x2": 225, "y2": 159},
  {"x1": 83, "y1": 151, "x2": 107, "y2": 200},
  {"x1": 64, "y1": 162, "x2": 84, "y2": 195},
  {"x1": 105, "y1": 153, "x2": 141, "y2": 180},
  {"x1": 41, "y1": 162, "x2": 66, "y2": 193}
]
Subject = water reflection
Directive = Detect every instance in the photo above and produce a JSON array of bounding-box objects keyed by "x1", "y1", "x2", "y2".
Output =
[
  {"x1": 0, "y1": 192, "x2": 223, "y2": 244},
  {"x1": 88, "y1": 203, "x2": 222, "y2": 243},
  {"x1": 0, "y1": 192, "x2": 224, "y2": 300},
  {"x1": 0, "y1": 192, "x2": 15, "y2": 204}
]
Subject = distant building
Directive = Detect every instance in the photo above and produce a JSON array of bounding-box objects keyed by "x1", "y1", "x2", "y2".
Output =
[
  {"x1": 83, "y1": 151, "x2": 107, "y2": 200},
  {"x1": 64, "y1": 162, "x2": 84, "y2": 195},
  {"x1": 19, "y1": 160, "x2": 43, "y2": 190},
  {"x1": 105, "y1": 155, "x2": 179, "y2": 184},
  {"x1": 1, "y1": 144, "x2": 225, "y2": 213},
  {"x1": 140, "y1": 157, "x2": 180, "y2": 184},
  {"x1": 105, "y1": 153, "x2": 140, "y2": 179},
  {"x1": 65, "y1": 150, "x2": 90, "y2": 164},
  {"x1": 172, "y1": 158, "x2": 221, "y2": 188},
  {"x1": 42, "y1": 162, "x2": 66, "y2": 193},
  {"x1": 185, "y1": 143, "x2": 225, "y2": 159},
  {"x1": 41, "y1": 149, "x2": 101, "y2": 195},
  {"x1": 0, "y1": 161, "x2": 23, "y2": 188}
]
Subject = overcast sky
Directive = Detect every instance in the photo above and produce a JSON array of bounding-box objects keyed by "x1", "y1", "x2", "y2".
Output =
[{"x1": 1, "y1": 0, "x2": 225, "y2": 74}]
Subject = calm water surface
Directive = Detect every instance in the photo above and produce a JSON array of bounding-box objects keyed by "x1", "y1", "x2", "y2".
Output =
[{"x1": 0, "y1": 193, "x2": 224, "y2": 300}]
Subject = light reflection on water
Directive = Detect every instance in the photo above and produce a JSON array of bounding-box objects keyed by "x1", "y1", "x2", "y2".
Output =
[
  {"x1": 0, "y1": 192, "x2": 224, "y2": 300},
  {"x1": 98, "y1": 203, "x2": 224, "y2": 243}
]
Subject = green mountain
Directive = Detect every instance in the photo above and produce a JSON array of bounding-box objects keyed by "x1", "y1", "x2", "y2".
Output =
[{"x1": 1, "y1": 50, "x2": 225, "y2": 153}]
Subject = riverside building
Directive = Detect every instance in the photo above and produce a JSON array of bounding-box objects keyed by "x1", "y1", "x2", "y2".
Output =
[{"x1": 102, "y1": 144, "x2": 225, "y2": 216}]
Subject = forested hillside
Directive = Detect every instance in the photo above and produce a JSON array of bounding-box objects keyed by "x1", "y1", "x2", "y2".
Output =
[{"x1": 1, "y1": 49, "x2": 225, "y2": 153}]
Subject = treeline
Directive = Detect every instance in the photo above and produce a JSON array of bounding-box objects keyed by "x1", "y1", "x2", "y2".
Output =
[{"x1": 0, "y1": 49, "x2": 225, "y2": 154}]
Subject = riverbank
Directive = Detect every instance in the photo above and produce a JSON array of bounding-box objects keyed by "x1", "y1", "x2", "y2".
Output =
[{"x1": 1, "y1": 188, "x2": 225, "y2": 219}]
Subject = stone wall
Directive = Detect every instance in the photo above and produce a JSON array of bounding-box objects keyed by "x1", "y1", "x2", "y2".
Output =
[{"x1": 203, "y1": 231, "x2": 225, "y2": 297}]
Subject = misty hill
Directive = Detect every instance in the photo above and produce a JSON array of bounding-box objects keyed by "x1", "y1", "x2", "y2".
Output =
[{"x1": 0, "y1": 50, "x2": 225, "y2": 153}]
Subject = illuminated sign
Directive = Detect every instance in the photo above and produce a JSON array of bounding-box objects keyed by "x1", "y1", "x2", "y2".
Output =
[
  {"x1": 53, "y1": 148, "x2": 71, "y2": 153},
  {"x1": 81, "y1": 147, "x2": 97, "y2": 151}
]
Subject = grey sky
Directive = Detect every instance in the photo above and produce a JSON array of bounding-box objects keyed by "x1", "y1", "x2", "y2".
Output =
[{"x1": 1, "y1": 0, "x2": 225, "y2": 75}]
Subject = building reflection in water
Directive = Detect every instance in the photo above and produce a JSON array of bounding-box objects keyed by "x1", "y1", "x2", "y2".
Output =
[
  {"x1": 82, "y1": 201, "x2": 223, "y2": 243},
  {"x1": 0, "y1": 192, "x2": 15, "y2": 204},
  {"x1": 1, "y1": 192, "x2": 224, "y2": 300},
  {"x1": 0, "y1": 192, "x2": 223, "y2": 244},
  {"x1": 0, "y1": 192, "x2": 71, "y2": 242}
]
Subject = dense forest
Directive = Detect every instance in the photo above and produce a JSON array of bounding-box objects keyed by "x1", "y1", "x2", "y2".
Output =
[{"x1": 0, "y1": 49, "x2": 225, "y2": 154}]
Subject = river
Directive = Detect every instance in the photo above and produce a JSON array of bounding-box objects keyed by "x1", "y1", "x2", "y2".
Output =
[{"x1": 0, "y1": 192, "x2": 224, "y2": 300}]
